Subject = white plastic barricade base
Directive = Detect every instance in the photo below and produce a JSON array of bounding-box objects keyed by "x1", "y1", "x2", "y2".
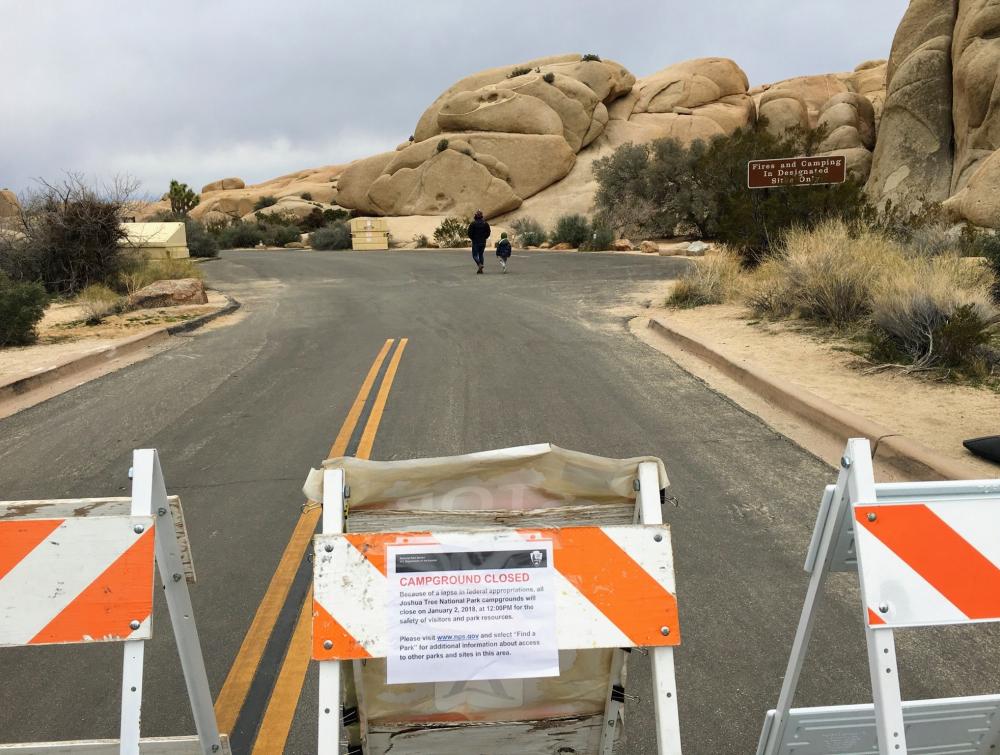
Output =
[
  {"x1": 757, "y1": 438, "x2": 1000, "y2": 755},
  {"x1": 307, "y1": 446, "x2": 683, "y2": 755},
  {"x1": 0, "y1": 736, "x2": 233, "y2": 754},
  {"x1": 0, "y1": 450, "x2": 226, "y2": 755},
  {"x1": 758, "y1": 695, "x2": 1000, "y2": 755}
]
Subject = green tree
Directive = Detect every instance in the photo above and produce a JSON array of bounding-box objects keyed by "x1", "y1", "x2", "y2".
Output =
[{"x1": 168, "y1": 180, "x2": 199, "y2": 216}]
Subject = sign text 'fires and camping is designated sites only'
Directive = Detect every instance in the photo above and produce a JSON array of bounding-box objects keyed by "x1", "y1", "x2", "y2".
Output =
[{"x1": 747, "y1": 156, "x2": 847, "y2": 188}]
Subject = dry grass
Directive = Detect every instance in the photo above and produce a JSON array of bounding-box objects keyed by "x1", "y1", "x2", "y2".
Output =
[
  {"x1": 667, "y1": 252, "x2": 742, "y2": 308},
  {"x1": 118, "y1": 257, "x2": 203, "y2": 296},
  {"x1": 75, "y1": 284, "x2": 122, "y2": 324}
]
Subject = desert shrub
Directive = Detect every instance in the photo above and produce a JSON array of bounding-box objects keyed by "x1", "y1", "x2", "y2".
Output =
[
  {"x1": 581, "y1": 53, "x2": 602, "y2": 62},
  {"x1": 263, "y1": 224, "x2": 302, "y2": 247},
  {"x1": 779, "y1": 221, "x2": 907, "y2": 327},
  {"x1": 0, "y1": 175, "x2": 136, "y2": 295},
  {"x1": 510, "y1": 216, "x2": 547, "y2": 247},
  {"x1": 581, "y1": 225, "x2": 615, "y2": 251},
  {"x1": 436, "y1": 139, "x2": 449, "y2": 153},
  {"x1": 0, "y1": 273, "x2": 47, "y2": 346},
  {"x1": 593, "y1": 123, "x2": 871, "y2": 263},
  {"x1": 310, "y1": 221, "x2": 352, "y2": 250},
  {"x1": 551, "y1": 214, "x2": 591, "y2": 247},
  {"x1": 167, "y1": 180, "x2": 199, "y2": 216},
  {"x1": 300, "y1": 192, "x2": 312, "y2": 201},
  {"x1": 869, "y1": 255, "x2": 998, "y2": 370},
  {"x1": 507, "y1": 66, "x2": 532, "y2": 78},
  {"x1": 184, "y1": 219, "x2": 219, "y2": 258},
  {"x1": 667, "y1": 252, "x2": 742, "y2": 308},
  {"x1": 543, "y1": 72, "x2": 556, "y2": 84},
  {"x1": 76, "y1": 283, "x2": 121, "y2": 324},
  {"x1": 217, "y1": 221, "x2": 264, "y2": 249},
  {"x1": 413, "y1": 234, "x2": 430, "y2": 248},
  {"x1": 972, "y1": 233, "x2": 1000, "y2": 303},
  {"x1": 253, "y1": 195, "x2": 278, "y2": 211},
  {"x1": 744, "y1": 258, "x2": 794, "y2": 318},
  {"x1": 433, "y1": 217, "x2": 470, "y2": 248}
]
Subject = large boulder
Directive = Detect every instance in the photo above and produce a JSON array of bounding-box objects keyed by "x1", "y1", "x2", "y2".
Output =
[
  {"x1": 128, "y1": 278, "x2": 208, "y2": 309},
  {"x1": 952, "y1": 0, "x2": 1000, "y2": 192},
  {"x1": 0, "y1": 188, "x2": 19, "y2": 219},
  {"x1": 201, "y1": 177, "x2": 245, "y2": 193},
  {"x1": 758, "y1": 89, "x2": 810, "y2": 136},
  {"x1": 438, "y1": 88, "x2": 564, "y2": 137},
  {"x1": 335, "y1": 152, "x2": 397, "y2": 215},
  {"x1": 943, "y1": 150, "x2": 1000, "y2": 229},
  {"x1": 367, "y1": 147, "x2": 520, "y2": 217},
  {"x1": 866, "y1": 0, "x2": 956, "y2": 211}
]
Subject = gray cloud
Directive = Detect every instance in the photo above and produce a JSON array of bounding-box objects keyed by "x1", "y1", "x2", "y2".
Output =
[{"x1": 0, "y1": 0, "x2": 908, "y2": 196}]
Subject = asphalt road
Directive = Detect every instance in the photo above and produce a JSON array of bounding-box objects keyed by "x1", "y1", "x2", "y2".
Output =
[{"x1": 1, "y1": 249, "x2": 997, "y2": 754}]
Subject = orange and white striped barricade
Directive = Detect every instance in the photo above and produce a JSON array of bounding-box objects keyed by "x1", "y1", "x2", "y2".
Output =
[
  {"x1": 0, "y1": 449, "x2": 228, "y2": 755},
  {"x1": 757, "y1": 438, "x2": 1000, "y2": 755},
  {"x1": 303, "y1": 444, "x2": 684, "y2": 755}
]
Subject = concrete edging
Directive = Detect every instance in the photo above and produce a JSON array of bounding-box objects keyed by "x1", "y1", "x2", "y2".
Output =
[
  {"x1": 0, "y1": 293, "x2": 240, "y2": 404},
  {"x1": 647, "y1": 316, "x2": 986, "y2": 481}
]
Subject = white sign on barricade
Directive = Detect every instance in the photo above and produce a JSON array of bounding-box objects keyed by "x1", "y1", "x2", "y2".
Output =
[
  {"x1": 307, "y1": 447, "x2": 684, "y2": 755},
  {"x1": 0, "y1": 449, "x2": 229, "y2": 755},
  {"x1": 757, "y1": 438, "x2": 1000, "y2": 755}
]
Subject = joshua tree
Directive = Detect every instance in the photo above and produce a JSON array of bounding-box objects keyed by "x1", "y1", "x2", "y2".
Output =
[{"x1": 167, "y1": 180, "x2": 199, "y2": 216}]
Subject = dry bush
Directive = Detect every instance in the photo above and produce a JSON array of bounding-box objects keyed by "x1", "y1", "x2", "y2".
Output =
[
  {"x1": 772, "y1": 221, "x2": 908, "y2": 327},
  {"x1": 76, "y1": 284, "x2": 122, "y2": 324},
  {"x1": 667, "y1": 252, "x2": 742, "y2": 308},
  {"x1": 744, "y1": 258, "x2": 793, "y2": 318},
  {"x1": 869, "y1": 255, "x2": 998, "y2": 370}
]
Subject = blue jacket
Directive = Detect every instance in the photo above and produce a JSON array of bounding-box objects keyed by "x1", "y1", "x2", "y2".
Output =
[{"x1": 495, "y1": 238, "x2": 512, "y2": 258}]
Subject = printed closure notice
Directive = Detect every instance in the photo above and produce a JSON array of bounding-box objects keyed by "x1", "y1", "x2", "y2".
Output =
[{"x1": 386, "y1": 535, "x2": 558, "y2": 684}]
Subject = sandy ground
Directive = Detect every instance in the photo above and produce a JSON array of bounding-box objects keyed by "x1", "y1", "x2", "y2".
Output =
[
  {"x1": 0, "y1": 291, "x2": 228, "y2": 384},
  {"x1": 623, "y1": 280, "x2": 999, "y2": 478}
]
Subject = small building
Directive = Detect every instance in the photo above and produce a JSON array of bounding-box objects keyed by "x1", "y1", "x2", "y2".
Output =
[
  {"x1": 120, "y1": 222, "x2": 190, "y2": 259},
  {"x1": 350, "y1": 217, "x2": 390, "y2": 251}
]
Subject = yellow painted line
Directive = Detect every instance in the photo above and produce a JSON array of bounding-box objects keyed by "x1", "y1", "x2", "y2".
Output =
[
  {"x1": 356, "y1": 338, "x2": 408, "y2": 460},
  {"x1": 213, "y1": 339, "x2": 395, "y2": 733},
  {"x1": 250, "y1": 588, "x2": 315, "y2": 755},
  {"x1": 328, "y1": 339, "x2": 395, "y2": 458},
  {"x1": 251, "y1": 338, "x2": 408, "y2": 752}
]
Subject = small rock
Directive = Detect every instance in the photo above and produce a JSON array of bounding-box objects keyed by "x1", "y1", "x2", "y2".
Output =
[
  {"x1": 539, "y1": 242, "x2": 552, "y2": 249},
  {"x1": 255, "y1": 242, "x2": 267, "y2": 249},
  {"x1": 129, "y1": 278, "x2": 208, "y2": 310},
  {"x1": 551, "y1": 242, "x2": 574, "y2": 250},
  {"x1": 639, "y1": 240, "x2": 660, "y2": 254},
  {"x1": 685, "y1": 240, "x2": 710, "y2": 256},
  {"x1": 612, "y1": 238, "x2": 633, "y2": 251},
  {"x1": 284, "y1": 241, "x2": 306, "y2": 249},
  {"x1": 426, "y1": 241, "x2": 440, "y2": 248}
]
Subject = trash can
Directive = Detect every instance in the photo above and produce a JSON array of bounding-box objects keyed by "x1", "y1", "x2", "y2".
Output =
[{"x1": 350, "y1": 217, "x2": 390, "y2": 251}]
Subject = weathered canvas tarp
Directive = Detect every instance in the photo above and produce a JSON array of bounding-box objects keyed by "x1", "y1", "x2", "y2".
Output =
[{"x1": 303, "y1": 443, "x2": 668, "y2": 511}]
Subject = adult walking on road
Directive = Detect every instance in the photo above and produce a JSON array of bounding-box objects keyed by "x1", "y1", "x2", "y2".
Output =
[{"x1": 468, "y1": 210, "x2": 491, "y2": 274}]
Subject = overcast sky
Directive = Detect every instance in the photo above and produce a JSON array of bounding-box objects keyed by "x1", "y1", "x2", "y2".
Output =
[{"x1": 1, "y1": 0, "x2": 908, "y2": 197}]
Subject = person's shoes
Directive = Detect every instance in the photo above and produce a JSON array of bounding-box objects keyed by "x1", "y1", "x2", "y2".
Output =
[
  {"x1": 477, "y1": 265, "x2": 483, "y2": 274},
  {"x1": 500, "y1": 260, "x2": 507, "y2": 271}
]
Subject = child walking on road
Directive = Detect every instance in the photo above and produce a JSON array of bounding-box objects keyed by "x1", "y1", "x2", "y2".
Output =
[{"x1": 495, "y1": 232, "x2": 512, "y2": 273}]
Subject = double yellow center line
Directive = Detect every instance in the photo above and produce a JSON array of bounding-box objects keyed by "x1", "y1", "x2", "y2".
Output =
[{"x1": 213, "y1": 338, "x2": 408, "y2": 752}]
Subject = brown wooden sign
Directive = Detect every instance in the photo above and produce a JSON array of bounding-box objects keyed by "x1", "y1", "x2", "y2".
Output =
[{"x1": 747, "y1": 156, "x2": 846, "y2": 189}]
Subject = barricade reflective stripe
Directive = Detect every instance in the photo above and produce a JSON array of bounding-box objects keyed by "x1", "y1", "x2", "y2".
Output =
[
  {"x1": 0, "y1": 516, "x2": 155, "y2": 646},
  {"x1": 855, "y1": 501, "x2": 1000, "y2": 628},
  {"x1": 313, "y1": 525, "x2": 680, "y2": 660}
]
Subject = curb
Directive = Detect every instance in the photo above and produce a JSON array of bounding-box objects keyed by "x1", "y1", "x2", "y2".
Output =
[
  {"x1": 0, "y1": 293, "x2": 240, "y2": 404},
  {"x1": 647, "y1": 316, "x2": 987, "y2": 481}
]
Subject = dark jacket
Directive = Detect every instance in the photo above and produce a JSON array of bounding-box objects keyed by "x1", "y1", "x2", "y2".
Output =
[
  {"x1": 468, "y1": 218, "x2": 491, "y2": 247},
  {"x1": 495, "y1": 238, "x2": 512, "y2": 258}
]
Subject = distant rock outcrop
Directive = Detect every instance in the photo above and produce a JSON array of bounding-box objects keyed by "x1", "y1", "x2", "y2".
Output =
[{"x1": 0, "y1": 188, "x2": 20, "y2": 219}]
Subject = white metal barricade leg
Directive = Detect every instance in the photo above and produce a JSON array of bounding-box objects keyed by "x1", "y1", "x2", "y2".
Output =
[
  {"x1": 317, "y1": 468, "x2": 345, "y2": 755},
  {"x1": 133, "y1": 450, "x2": 225, "y2": 755},
  {"x1": 638, "y1": 461, "x2": 683, "y2": 755}
]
